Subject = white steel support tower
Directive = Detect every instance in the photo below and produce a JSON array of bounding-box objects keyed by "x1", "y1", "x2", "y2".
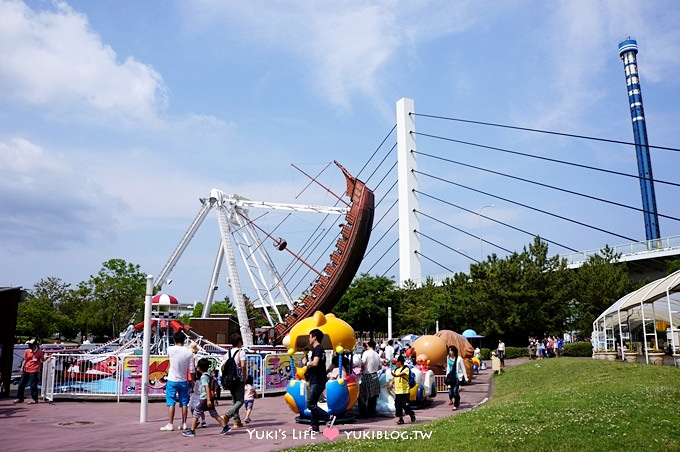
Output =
[
  {"x1": 154, "y1": 189, "x2": 348, "y2": 347},
  {"x1": 396, "y1": 97, "x2": 422, "y2": 285}
]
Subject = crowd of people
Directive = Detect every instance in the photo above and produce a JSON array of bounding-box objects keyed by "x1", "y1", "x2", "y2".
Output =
[{"x1": 528, "y1": 336, "x2": 563, "y2": 359}]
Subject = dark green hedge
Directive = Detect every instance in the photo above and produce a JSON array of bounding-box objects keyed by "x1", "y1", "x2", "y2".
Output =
[
  {"x1": 490, "y1": 346, "x2": 529, "y2": 359},
  {"x1": 481, "y1": 348, "x2": 491, "y2": 360},
  {"x1": 561, "y1": 341, "x2": 593, "y2": 357}
]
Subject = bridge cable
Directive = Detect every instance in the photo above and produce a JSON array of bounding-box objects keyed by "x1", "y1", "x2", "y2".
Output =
[
  {"x1": 414, "y1": 250, "x2": 454, "y2": 273},
  {"x1": 372, "y1": 198, "x2": 399, "y2": 231},
  {"x1": 415, "y1": 230, "x2": 480, "y2": 263},
  {"x1": 380, "y1": 257, "x2": 400, "y2": 279},
  {"x1": 412, "y1": 113, "x2": 680, "y2": 153},
  {"x1": 415, "y1": 151, "x2": 680, "y2": 223},
  {"x1": 415, "y1": 190, "x2": 578, "y2": 252},
  {"x1": 364, "y1": 218, "x2": 399, "y2": 259},
  {"x1": 367, "y1": 238, "x2": 398, "y2": 273},
  {"x1": 357, "y1": 125, "x2": 397, "y2": 178},
  {"x1": 414, "y1": 170, "x2": 638, "y2": 242},
  {"x1": 413, "y1": 131, "x2": 680, "y2": 189},
  {"x1": 415, "y1": 209, "x2": 513, "y2": 255}
]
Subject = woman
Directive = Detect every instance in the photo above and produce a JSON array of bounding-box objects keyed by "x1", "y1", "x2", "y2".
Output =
[{"x1": 446, "y1": 345, "x2": 469, "y2": 410}]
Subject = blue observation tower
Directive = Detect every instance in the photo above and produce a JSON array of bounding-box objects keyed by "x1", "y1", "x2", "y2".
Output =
[{"x1": 618, "y1": 38, "x2": 661, "y2": 241}]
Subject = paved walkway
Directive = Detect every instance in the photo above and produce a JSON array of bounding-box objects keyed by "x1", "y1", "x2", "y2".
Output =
[{"x1": 0, "y1": 361, "x2": 516, "y2": 452}]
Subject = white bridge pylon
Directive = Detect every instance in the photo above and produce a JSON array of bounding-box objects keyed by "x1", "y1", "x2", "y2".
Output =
[{"x1": 154, "y1": 188, "x2": 348, "y2": 346}]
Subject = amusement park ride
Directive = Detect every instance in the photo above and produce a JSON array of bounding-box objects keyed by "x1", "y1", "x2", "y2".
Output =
[{"x1": 152, "y1": 161, "x2": 375, "y2": 346}]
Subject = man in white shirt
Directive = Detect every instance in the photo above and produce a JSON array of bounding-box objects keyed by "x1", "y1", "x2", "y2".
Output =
[
  {"x1": 160, "y1": 332, "x2": 195, "y2": 431},
  {"x1": 359, "y1": 340, "x2": 382, "y2": 418}
]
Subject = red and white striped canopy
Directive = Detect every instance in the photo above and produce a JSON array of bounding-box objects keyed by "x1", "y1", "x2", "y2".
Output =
[{"x1": 152, "y1": 293, "x2": 179, "y2": 305}]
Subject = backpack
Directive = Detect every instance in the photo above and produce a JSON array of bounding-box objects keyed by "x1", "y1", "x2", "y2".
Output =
[
  {"x1": 220, "y1": 349, "x2": 239, "y2": 390},
  {"x1": 209, "y1": 376, "x2": 219, "y2": 400},
  {"x1": 407, "y1": 366, "x2": 416, "y2": 388}
]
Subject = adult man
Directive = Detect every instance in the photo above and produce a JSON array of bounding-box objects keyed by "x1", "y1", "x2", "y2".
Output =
[
  {"x1": 497, "y1": 339, "x2": 506, "y2": 367},
  {"x1": 359, "y1": 340, "x2": 381, "y2": 418},
  {"x1": 222, "y1": 333, "x2": 247, "y2": 429},
  {"x1": 160, "y1": 332, "x2": 195, "y2": 431},
  {"x1": 305, "y1": 328, "x2": 328, "y2": 432},
  {"x1": 14, "y1": 339, "x2": 46, "y2": 404}
]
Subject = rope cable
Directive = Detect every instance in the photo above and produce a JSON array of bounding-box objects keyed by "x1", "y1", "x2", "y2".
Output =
[
  {"x1": 415, "y1": 209, "x2": 513, "y2": 254},
  {"x1": 415, "y1": 230, "x2": 480, "y2": 263},
  {"x1": 414, "y1": 150, "x2": 680, "y2": 222},
  {"x1": 414, "y1": 170, "x2": 638, "y2": 242},
  {"x1": 414, "y1": 250, "x2": 454, "y2": 273},
  {"x1": 412, "y1": 113, "x2": 680, "y2": 153},
  {"x1": 415, "y1": 190, "x2": 578, "y2": 252},
  {"x1": 413, "y1": 131, "x2": 680, "y2": 189}
]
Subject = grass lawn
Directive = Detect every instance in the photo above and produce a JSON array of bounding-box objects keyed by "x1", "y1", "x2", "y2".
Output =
[{"x1": 283, "y1": 358, "x2": 680, "y2": 452}]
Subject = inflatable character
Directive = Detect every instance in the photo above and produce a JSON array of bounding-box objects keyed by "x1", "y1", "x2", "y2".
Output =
[{"x1": 283, "y1": 312, "x2": 359, "y2": 423}]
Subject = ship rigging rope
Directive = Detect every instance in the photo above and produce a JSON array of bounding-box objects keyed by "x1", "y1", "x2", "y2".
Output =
[
  {"x1": 414, "y1": 150, "x2": 680, "y2": 223},
  {"x1": 412, "y1": 131, "x2": 680, "y2": 189},
  {"x1": 415, "y1": 229, "x2": 480, "y2": 263},
  {"x1": 414, "y1": 209, "x2": 512, "y2": 255},
  {"x1": 415, "y1": 190, "x2": 578, "y2": 253},
  {"x1": 414, "y1": 169, "x2": 638, "y2": 243},
  {"x1": 412, "y1": 113, "x2": 680, "y2": 153},
  {"x1": 284, "y1": 124, "x2": 398, "y2": 293}
]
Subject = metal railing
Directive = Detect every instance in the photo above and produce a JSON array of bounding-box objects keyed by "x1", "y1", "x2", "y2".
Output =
[
  {"x1": 41, "y1": 351, "x2": 305, "y2": 402},
  {"x1": 560, "y1": 235, "x2": 680, "y2": 267}
]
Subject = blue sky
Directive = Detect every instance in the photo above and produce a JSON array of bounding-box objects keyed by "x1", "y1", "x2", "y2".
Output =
[{"x1": 1, "y1": 0, "x2": 679, "y2": 307}]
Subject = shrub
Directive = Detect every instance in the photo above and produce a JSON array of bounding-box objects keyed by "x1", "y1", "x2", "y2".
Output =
[
  {"x1": 481, "y1": 348, "x2": 491, "y2": 360},
  {"x1": 504, "y1": 346, "x2": 528, "y2": 359},
  {"x1": 561, "y1": 341, "x2": 593, "y2": 357}
]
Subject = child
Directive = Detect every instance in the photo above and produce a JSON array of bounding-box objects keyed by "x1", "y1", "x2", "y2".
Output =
[
  {"x1": 187, "y1": 343, "x2": 207, "y2": 428},
  {"x1": 182, "y1": 358, "x2": 230, "y2": 437},
  {"x1": 188, "y1": 374, "x2": 207, "y2": 428},
  {"x1": 391, "y1": 355, "x2": 415, "y2": 425},
  {"x1": 243, "y1": 375, "x2": 256, "y2": 423}
]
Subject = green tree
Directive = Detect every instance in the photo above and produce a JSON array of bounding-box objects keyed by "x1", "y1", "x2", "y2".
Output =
[
  {"x1": 570, "y1": 245, "x2": 636, "y2": 338},
  {"x1": 74, "y1": 259, "x2": 147, "y2": 339},
  {"x1": 17, "y1": 277, "x2": 71, "y2": 341},
  {"x1": 668, "y1": 259, "x2": 680, "y2": 275},
  {"x1": 333, "y1": 273, "x2": 400, "y2": 339}
]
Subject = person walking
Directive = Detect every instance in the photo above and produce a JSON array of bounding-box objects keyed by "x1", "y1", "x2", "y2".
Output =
[
  {"x1": 182, "y1": 358, "x2": 230, "y2": 437},
  {"x1": 359, "y1": 340, "x2": 381, "y2": 418},
  {"x1": 391, "y1": 355, "x2": 416, "y2": 424},
  {"x1": 221, "y1": 333, "x2": 247, "y2": 429},
  {"x1": 160, "y1": 332, "x2": 195, "y2": 431},
  {"x1": 14, "y1": 339, "x2": 47, "y2": 404},
  {"x1": 497, "y1": 339, "x2": 506, "y2": 367},
  {"x1": 243, "y1": 375, "x2": 256, "y2": 423},
  {"x1": 305, "y1": 328, "x2": 328, "y2": 432},
  {"x1": 446, "y1": 345, "x2": 469, "y2": 410}
]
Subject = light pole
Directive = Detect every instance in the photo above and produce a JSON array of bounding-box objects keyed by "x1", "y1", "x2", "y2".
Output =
[{"x1": 477, "y1": 205, "x2": 495, "y2": 261}]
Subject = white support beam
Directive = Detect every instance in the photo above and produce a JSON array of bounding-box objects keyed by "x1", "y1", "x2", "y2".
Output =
[{"x1": 396, "y1": 97, "x2": 421, "y2": 284}]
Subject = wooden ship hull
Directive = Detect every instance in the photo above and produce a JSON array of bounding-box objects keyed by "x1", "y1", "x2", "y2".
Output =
[{"x1": 273, "y1": 161, "x2": 374, "y2": 339}]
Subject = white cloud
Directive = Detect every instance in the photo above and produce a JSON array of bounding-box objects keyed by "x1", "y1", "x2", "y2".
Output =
[
  {"x1": 0, "y1": 137, "x2": 125, "y2": 251},
  {"x1": 182, "y1": 0, "x2": 480, "y2": 110},
  {"x1": 0, "y1": 0, "x2": 167, "y2": 126}
]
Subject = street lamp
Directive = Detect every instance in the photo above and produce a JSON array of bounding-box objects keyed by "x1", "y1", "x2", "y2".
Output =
[{"x1": 477, "y1": 205, "x2": 495, "y2": 261}]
